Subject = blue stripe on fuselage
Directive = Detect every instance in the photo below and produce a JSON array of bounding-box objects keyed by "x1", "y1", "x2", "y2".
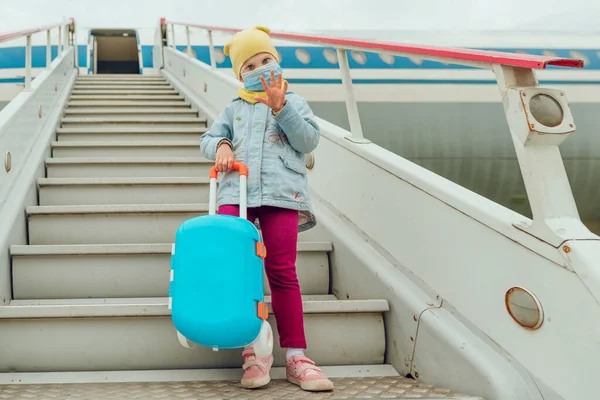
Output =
[{"x1": 1, "y1": 45, "x2": 599, "y2": 71}]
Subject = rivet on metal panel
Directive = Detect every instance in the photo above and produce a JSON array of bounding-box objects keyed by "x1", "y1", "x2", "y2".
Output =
[
  {"x1": 410, "y1": 336, "x2": 414, "y2": 341},
  {"x1": 305, "y1": 152, "x2": 315, "y2": 170},
  {"x1": 522, "y1": 92, "x2": 527, "y2": 97},
  {"x1": 569, "y1": 124, "x2": 574, "y2": 128},
  {"x1": 530, "y1": 123, "x2": 535, "y2": 130},
  {"x1": 563, "y1": 245, "x2": 571, "y2": 253},
  {"x1": 413, "y1": 315, "x2": 417, "y2": 321},
  {"x1": 414, "y1": 371, "x2": 420, "y2": 378},
  {"x1": 204, "y1": 83, "x2": 208, "y2": 92},
  {"x1": 5, "y1": 151, "x2": 11, "y2": 172},
  {"x1": 38, "y1": 105, "x2": 42, "y2": 119},
  {"x1": 505, "y1": 286, "x2": 544, "y2": 330}
]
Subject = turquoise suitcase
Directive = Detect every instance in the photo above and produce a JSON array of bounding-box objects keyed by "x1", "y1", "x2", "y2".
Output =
[{"x1": 169, "y1": 162, "x2": 273, "y2": 357}]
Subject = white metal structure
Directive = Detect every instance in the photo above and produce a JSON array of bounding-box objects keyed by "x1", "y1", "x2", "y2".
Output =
[
  {"x1": 1, "y1": 12, "x2": 600, "y2": 236},
  {"x1": 0, "y1": 19, "x2": 75, "y2": 90},
  {"x1": 0, "y1": 18, "x2": 597, "y2": 400}
]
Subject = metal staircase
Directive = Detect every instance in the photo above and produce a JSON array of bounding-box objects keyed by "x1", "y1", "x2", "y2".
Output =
[
  {"x1": 3, "y1": 16, "x2": 597, "y2": 399},
  {"x1": 0, "y1": 75, "x2": 476, "y2": 398}
]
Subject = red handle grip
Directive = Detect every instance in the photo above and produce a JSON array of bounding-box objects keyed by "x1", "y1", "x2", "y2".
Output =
[{"x1": 209, "y1": 161, "x2": 249, "y2": 179}]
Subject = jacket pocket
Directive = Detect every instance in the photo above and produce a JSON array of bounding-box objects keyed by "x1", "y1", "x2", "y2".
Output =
[{"x1": 279, "y1": 155, "x2": 306, "y2": 175}]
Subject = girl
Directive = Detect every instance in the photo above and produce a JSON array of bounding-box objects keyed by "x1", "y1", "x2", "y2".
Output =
[{"x1": 199, "y1": 26, "x2": 334, "y2": 392}]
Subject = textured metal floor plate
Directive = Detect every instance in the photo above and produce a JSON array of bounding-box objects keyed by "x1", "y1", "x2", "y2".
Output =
[{"x1": 0, "y1": 377, "x2": 480, "y2": 399}]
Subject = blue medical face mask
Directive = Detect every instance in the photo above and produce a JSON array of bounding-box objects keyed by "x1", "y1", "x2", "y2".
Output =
[{"x1": 241, "y1": 61, "x2": 283, "y2": 91}]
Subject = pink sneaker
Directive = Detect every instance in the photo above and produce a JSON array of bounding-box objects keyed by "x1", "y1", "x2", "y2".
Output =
[
  {"x1": 240, "y1": 347, "x2": 273, "y2": 389},
  {"x1": 286, "y1": 355, "x2": 334, "y2": 391}
]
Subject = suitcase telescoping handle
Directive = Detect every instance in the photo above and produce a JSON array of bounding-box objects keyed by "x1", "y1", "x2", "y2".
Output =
[{"x1": 209, "y1": 162, "x2": 249, "y2": 219}]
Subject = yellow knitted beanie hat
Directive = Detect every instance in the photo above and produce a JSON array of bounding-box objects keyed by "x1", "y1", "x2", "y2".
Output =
[{"x1": 224, "y1": 26, "x2": 279, "y2": 79}]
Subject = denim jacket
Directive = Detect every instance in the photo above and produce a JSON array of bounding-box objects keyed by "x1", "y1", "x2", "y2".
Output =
[{"x1": 199, "y1": 92, "x2": 319, "y2": 232}]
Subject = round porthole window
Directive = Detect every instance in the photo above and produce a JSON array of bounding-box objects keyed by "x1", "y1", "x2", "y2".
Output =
[
  {"x1": 185, "y1": 48, "x2": 197, "y2": 58},
  {"x1": 214, "y1": 48, "x2": 226, "y2": 64},
  {"x1": 351, "y1": 50, "x2": 367, "y2": 65},
  {"x1": 408, "y1": 56, "x2": 423, "y2": 66},
  {"x1": 323, "y1": 49, "x2": 338, "y2": 64},
  {"x1": 505, "y1": 287, "x2": 544, "y2": 330},
  {"x1": 295, "y1": 49, "x2": 311, "y2": 64},
  {"x1": 379, "y1": 53, "x2": 395, "y2": 65}
]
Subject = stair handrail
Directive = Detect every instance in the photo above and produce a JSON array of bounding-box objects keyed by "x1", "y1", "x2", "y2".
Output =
[
  {"x1": 160, "y1": 19, "x2": 583, "y2": 143},
  {"x1": 158, "y1": 18, "x2": 595, "y2": 254},
  {"x1": 0, "y1": 19, "x2": 76, "y2": 89},
  {"x1": 161, "y1": 20, "x2": 582, "y2": 69}
]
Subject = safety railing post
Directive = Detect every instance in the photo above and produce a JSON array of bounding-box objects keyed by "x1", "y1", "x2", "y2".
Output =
[
  {"x1": 336, "y1": 48, "x2": 368, "y2": 143},
  {"x1": 72, "y1": 25, "x2": 78, "y2": 68},
  {"x1": 58, "y1": 26, "x2": 62, "y2": 55},
  {"x1": 24, "y1": 34, "x2": 32, "y2": 90},
  {"x1": 492, "y1": 64, "x2": 593, "y2": 245},
  {"x1": 207, "y1": 30, "x2": 216, "y2": 69},
  {"x1": 46, "y1": 29, "x2": 52, "y2": 67},
  {"x1": 171, "y1": 24, "x2": 175, "y2": 48},
  {"x1": 185, "y1": 26, "x2": 191, "y2": 55}
]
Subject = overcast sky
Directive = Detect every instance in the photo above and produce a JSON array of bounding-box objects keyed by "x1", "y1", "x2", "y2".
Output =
[{"x1": 1, "y1": 0, "x2": 598, "y2": 33}]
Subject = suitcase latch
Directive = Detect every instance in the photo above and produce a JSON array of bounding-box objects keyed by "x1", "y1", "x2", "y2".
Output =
[
  {"x1": 256, "y1": 241, "x2": 267, "y2": 259},
  {"x1": 257, "y1": 302, "x2": 269, "y2": 320}
]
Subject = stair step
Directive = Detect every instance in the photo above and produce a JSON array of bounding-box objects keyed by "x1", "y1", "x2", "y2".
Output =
[
  {"x1": 74, "y1": 85, "x2": 173, "y2": 91},
  {"x1": 74, "y1": 83, "x2": 171, "y2": 88},
  {"x1": 65, "y1": 108, "x2": 197, "y2": 115},
  {"x1": 75, "y1": 79, "x2": 171, "y2": 88},
  {"x1": 51, "y1": 141, "x2": 200, "y2": 158},
  {"x1": 60, "y1": 116, "x2": 207, "y2": 130},
  {"x1": 11, "y1": 242, "x2": 331, "y2": 298},
  {"x1": 76, "y1": 77, "x2": 168, "y2": 81},
  {"x1": 38, "y1": 177, "x2": 210, "y2": 205},
  {"x1": 67, "y1": 101, "x2": 192, "y2": 108},
  {"x1": 64, "y1": 108, "x2": 199, "y2": 118},
  {"x1": 70, "y1": 95, "x2": 187, "y2": 101},
  {"x1": 77, "y1": 75, "x2": 166, "y2": 80},
  {"x1": 71, "y1": 89, "x2": 179, "y2": 95},
  {"x1": 56, "y1": 127, "x2": 207, "y2": 142},
  {"x1": 27, "y1": 204, "x2": 209, "y2": 244},
  {"x1": 0, "y1": 297, "x2": 388, "y2": 371},
  {"x1": 61, "y1": 116, "x2": 206, "y2": 126},
  {"x1": 0, "y1": 373, "x2": 477, "y2": 399},
  {"x1": 0, "y1": 364, "x2": 401, "y2": 384},
  {"x1": 45, "y1": 157, "x2": 213, "y2": 178}
]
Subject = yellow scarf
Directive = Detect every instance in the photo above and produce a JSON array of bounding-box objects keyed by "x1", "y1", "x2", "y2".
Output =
[
  {"x1": 237, "y1": 79, "x2": 288, "y2": 104},
  {"x1": 237, "y1": 88, "x2": 267, "y2": 104}
]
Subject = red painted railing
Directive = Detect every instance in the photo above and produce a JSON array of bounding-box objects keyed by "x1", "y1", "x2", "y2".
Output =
[
  {"x1": 161, "y1": 20, "x2": 584, "y2": 69},
  {"x1": 0, "y1": 19, "x2": 75, "y2": 44}
]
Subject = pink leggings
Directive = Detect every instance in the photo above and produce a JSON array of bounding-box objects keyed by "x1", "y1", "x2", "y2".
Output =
[{"x1": 218, "y1": 204, "x2": 306, "y2": 349}]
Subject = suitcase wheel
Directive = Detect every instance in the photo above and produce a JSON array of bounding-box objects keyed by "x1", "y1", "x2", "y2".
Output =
[
  {"x1": 252, "y1": 320, "x2": 273, "y2": 358},
  {"x1": 177, "y1": 330, "x2": 195, "y2": 349}
]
